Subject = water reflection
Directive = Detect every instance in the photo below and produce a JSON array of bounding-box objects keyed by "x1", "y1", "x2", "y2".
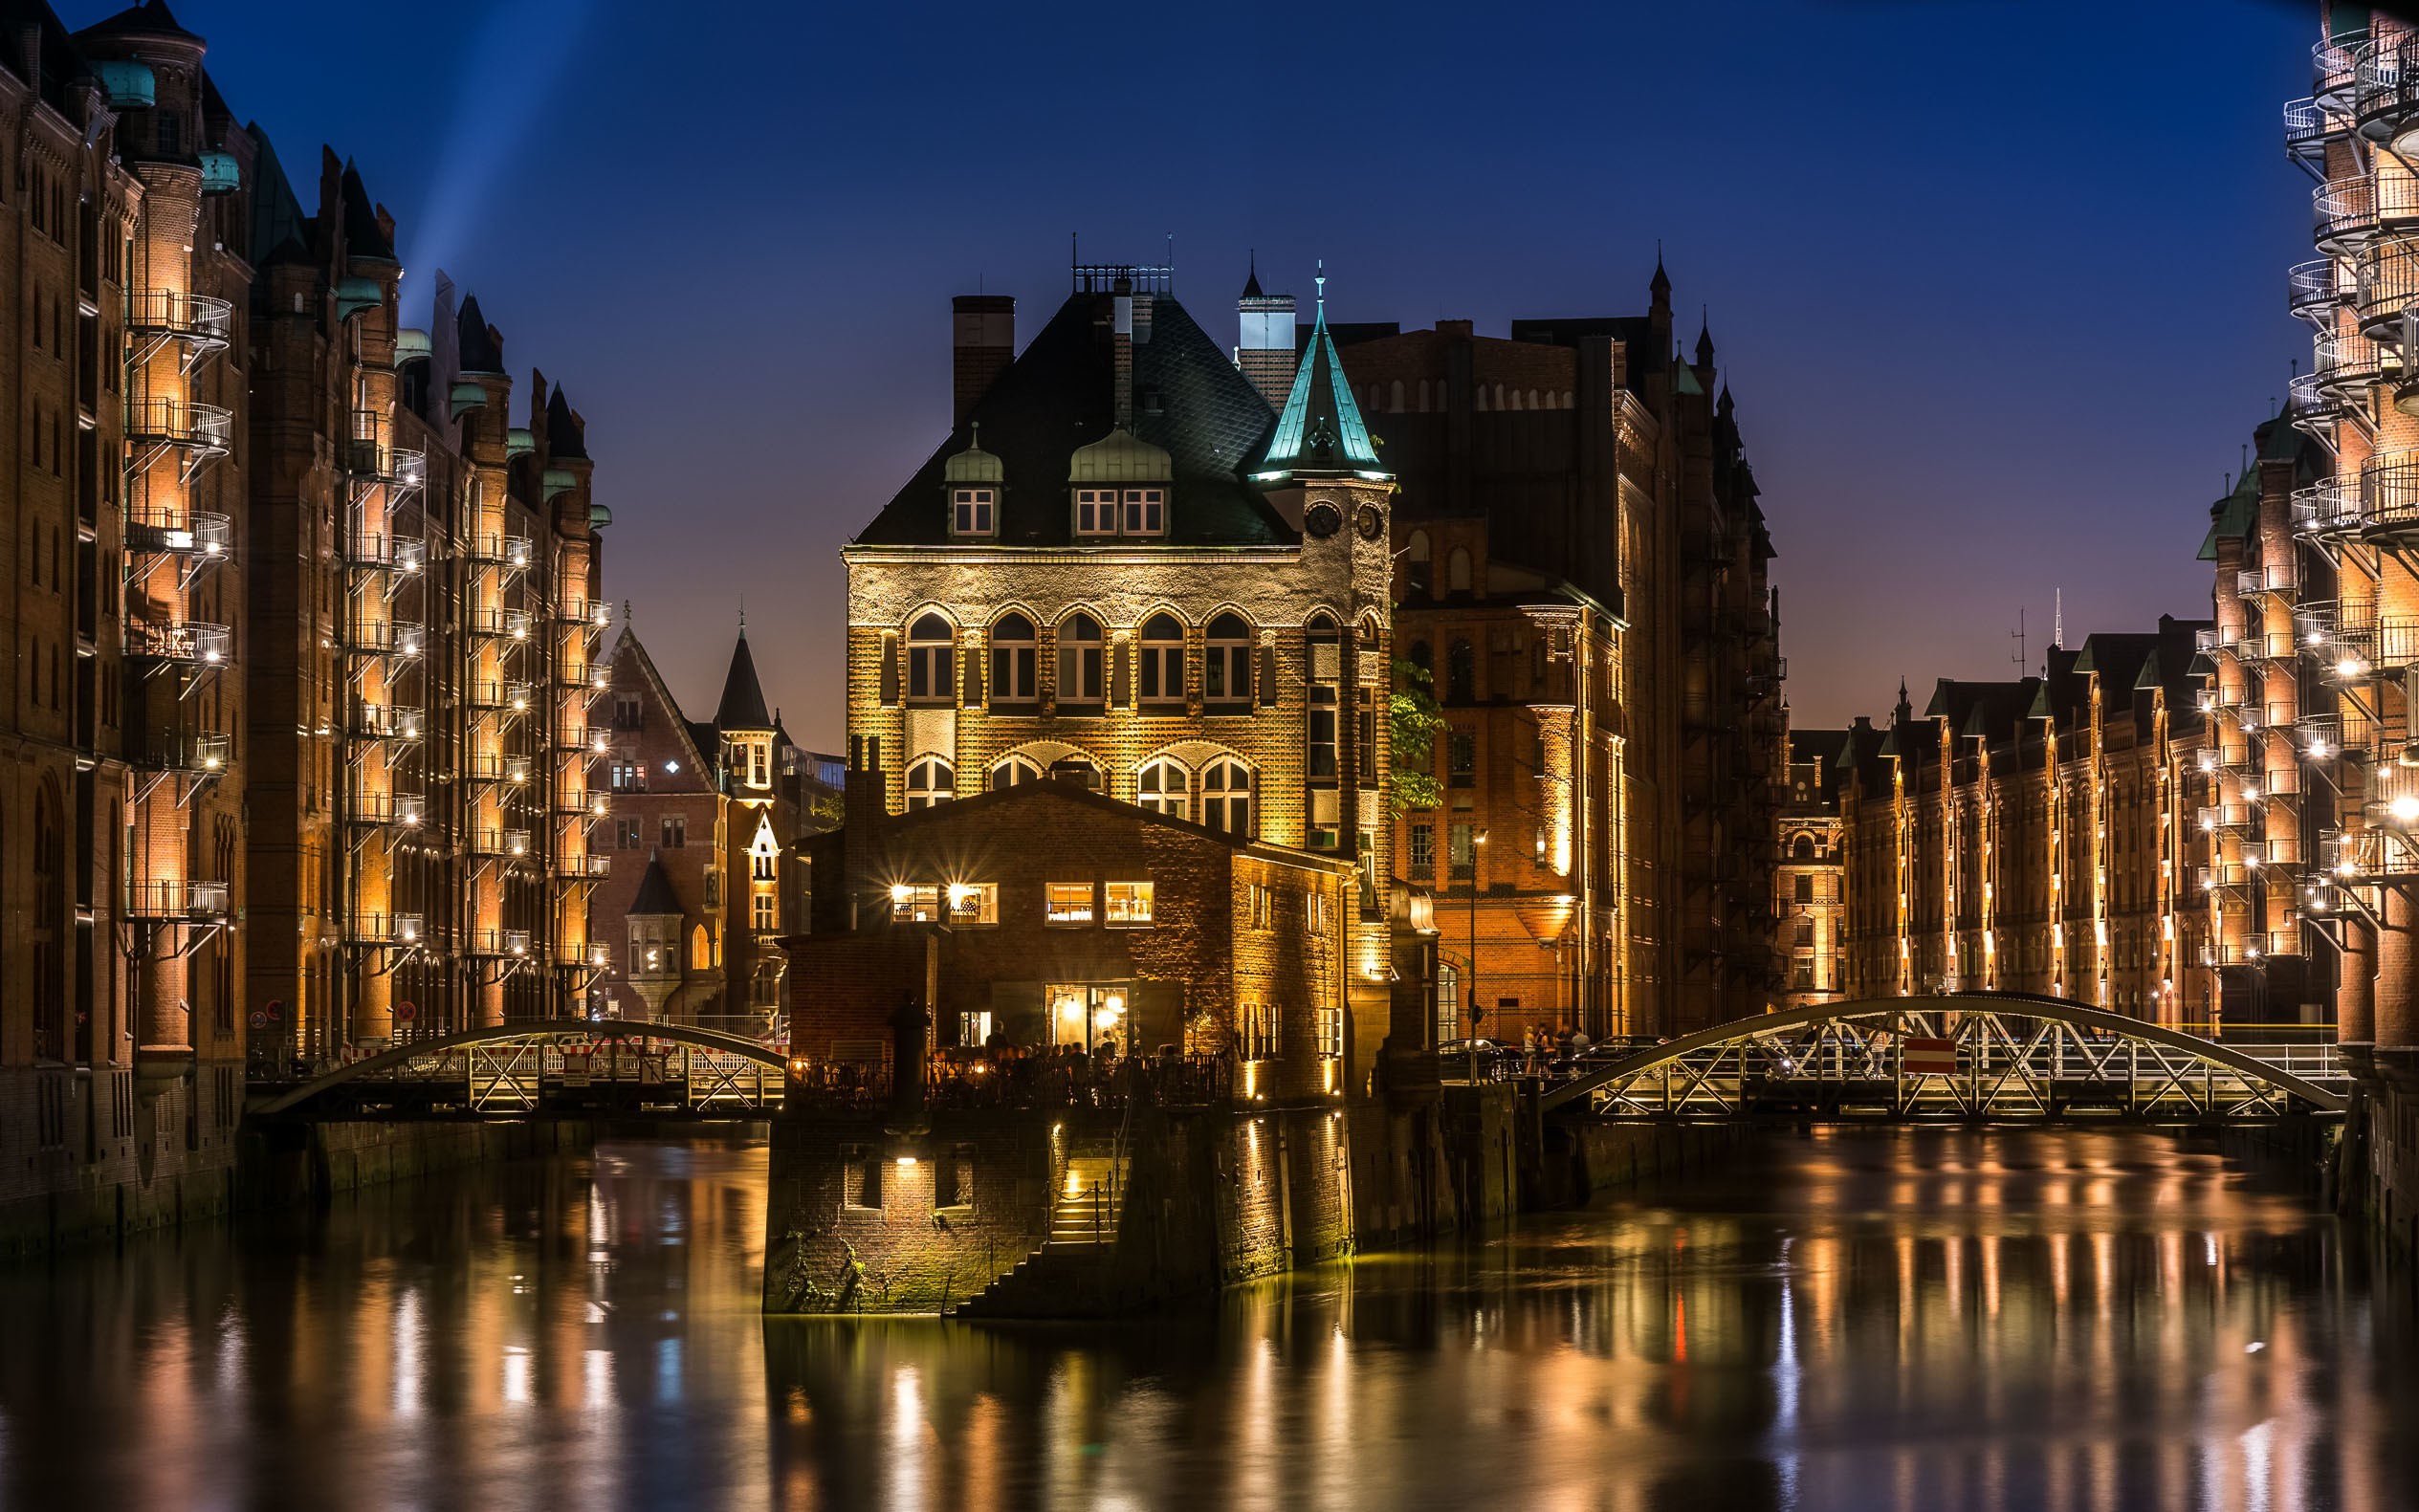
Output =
[{"x1": 0, "y1": 1129, "x2": 2412, "y2": 1511}]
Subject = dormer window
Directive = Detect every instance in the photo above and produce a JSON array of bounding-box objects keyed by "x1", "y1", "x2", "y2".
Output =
[
  {"x1": 1076, "y1": 489, "x2": 1118, "y2": 537},
  {"x1": 953, "y1": 487, "x2": 995, "y2": 537},
  {"x1": 1122, "y1": 489, "x2": 1165, "y2": 536}
]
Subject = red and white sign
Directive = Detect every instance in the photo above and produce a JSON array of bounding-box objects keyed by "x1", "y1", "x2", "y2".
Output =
[
  {"x1": 1902, "y1": 1037, "x2": 1959, "y2": 1077},
  {"x1": 396, "y1": 1001, "x2": 417, "y2": 1023}
]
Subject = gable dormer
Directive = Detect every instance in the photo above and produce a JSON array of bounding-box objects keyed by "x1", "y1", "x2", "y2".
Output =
[
  {"x1": 942, "y1": 425, "x2": 1002, "y2": 537},
  {"x1": 1068, "y1": 427, "x2": 1173, "y2": 538}
]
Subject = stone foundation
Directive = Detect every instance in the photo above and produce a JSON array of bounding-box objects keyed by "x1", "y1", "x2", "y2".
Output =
[{"x1": 2342, "y1": 1047, "x2": 2419, "y2": 1264}]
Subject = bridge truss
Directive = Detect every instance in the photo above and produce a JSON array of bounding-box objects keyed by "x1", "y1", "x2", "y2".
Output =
[
  {"x1": 250, "y1": 1019, "x2": 791, "y2": 1120},
  {"x1": 1542, "y1": 997, "x2": 2348, "y2": 1122}
]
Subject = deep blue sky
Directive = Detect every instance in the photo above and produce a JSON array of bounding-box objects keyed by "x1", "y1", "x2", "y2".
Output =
[{"x1": 165, "y1": 0, "x2": 2314, "y2": 747}]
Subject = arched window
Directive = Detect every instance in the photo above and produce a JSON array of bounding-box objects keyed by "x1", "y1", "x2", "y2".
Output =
[
  {"x1": 1418, "y1": 379, "x2": 1431, "y2": 412},
  {"x1": 1139, "y1": 612, "x2": 1186, "y2": 706},
  {"x1": 1447, "y1": 639, "x2": 1475, "y2": 703},
  {"x1": 1793, "y1": 834, "x2": 1815, "y2": 862},
  {"x1": 1138, "y1": 758, "x2": 1190, "y2": 820},
  {"x1": 690, "y1": 924, "x2": 713, "y2": 973},
  {"x1": 1408, "y1": 639, "x2": 1432, "y2": 673},
  {"x1": 1056, "y1": 614, "x2": 1104, "y2": 706},
  {"x1": 1205, "y1": 612, "x2": 1252, "y2": 706},
  {"x1": 1202, "y1": 759, "x2": 1253, "y2": 836},
  {"x1": 905, "y1": 756, "x2": 954, "y2": 810},
  {"x1": 1527, "y1": 389, "x2": 1540, "y2": 409},
  {"x1": 989, "y1": 614, "x2": 1038, "y2": 705},
  {"x1": 991, "y1": 755, "x2": 1042, "y2": 790},
  {"x1": 1406, "y1": 530, "x2": 1431, "y2": 596},
  {"x1": 1307, "y1": 615, "x2": 1340, "y2": 779},
  {"x1": 906, "y1": 613, "x2": 954, "y2": 704},
  {"x1": 1447, "y1": 546, "x2": 1471, "y2": 592},
  {"x1": 1390, "y1": 380, "x2": 1404, "y2": 412}
]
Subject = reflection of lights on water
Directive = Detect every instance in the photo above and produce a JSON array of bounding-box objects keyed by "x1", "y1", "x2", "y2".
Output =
[{"x1": 504, "y1": 1346, "x2": 532, "y2": 1406}]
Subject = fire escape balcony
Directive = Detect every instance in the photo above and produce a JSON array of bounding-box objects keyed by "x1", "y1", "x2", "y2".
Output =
[
  {"x1": 351, "y1": 702, "x2": 424, "y2": 742},
  {"x1": 345, "y1": 791, "x2": 428, "y2": 828},
  {"x1": 467, "y1": 752, "x2": 534, "y2": 786},
  {"x1": 2243, "y1": 628, "x2": 2298, "y2": 663},
  {"x1": 342, "y1": 618, "x2": 425, "y2": 659},
  {"x1": 2355, "y1": 237, "x2": 2419, "y2": 341},
  {"x1": 133, "y1": 731, "x2": 230, "y2": 775},
  {"x1": 558, "y1": 598, "x2": 613, "y2": 631},
  {"x1": 470, "y1": 679, "x2": 537, "y2": 714},
  {"x1": 126, "y1": 508, "x2": 231, "y2": 563},
  {"x1": 2355, "y1": 33, "x2": 2419, "y2": 152},
  {"x1": 555, "y1": 940, "x2": 609, "y2": 970},
  {"x1": 125, "y1": 878, "x2": 231, "y2": 921},
  {"x1": 338, "y1": 413, "x2": 429, "y2": 492},
  {"x1": 2291, "y1": 258, "x2": 2348, "y2": 326},
  {"x1": 2293, "y1": 479, "x2": 2361, "y2": 534},
  {"x1": 554, "y1": 659, "x2": 606, "y2": 692},
  {"x1": 345, "y1": 912, "x2": 424, "y2": 947},
  {"x1": 124, "y1": 398, "x2": 233, "y2": 481},
  {"x1": 553, "y1": 788, "x2": 605, "y2": 818},
  {"x1": 2319, "y1": 38, "x2": 2363, "y2": 112},
  {"x1": 553, "y1": 852, "x2": 611, "y2": 881},
  {"x1": 2286, "y1": 371, "x2": 2350, "y2": 447},
  {"x1": 471, "y1": 826, "x2": 532, "y2": 859},
  {"x1": 2356, "y1": 449, "x2": 2419, "y2": 533},
  {"x1": 125, "y1": 290, "x2": 231, "y2": 374},
  {"x1": 2287, "y1": 98, "x2": 2347, "y2": 175},
  {"x1": 2315, "y1": 332, "x2": 2389, "y2": 399},
  {"x1": 127, "y1": 619, "x2": 231, "y2": 668},
  {"x1": 466, "y1": 534, "x2": 534, "y2": 573},
  {"x1": 470, "y1": 928, "x2": 533, "y2": 959},
  {"x1": 554, "y1": 719, "x2": 595, "y2": 753},
  {"x1": 2197, "y1": 801, "x2": 2256, "y2": 834},
  {"x1": 468, "y1": 606, "x2": 532, "y2": 644},
  {"x1": 2237, "y1": 563, "x2": 2298, "y2": 602},
  {"x1": 342, "y1": 527, "x2": 427, "y2": 576},
  {"x1": 2316, "y1": 176, "x2": 2380, "y2": 251}
]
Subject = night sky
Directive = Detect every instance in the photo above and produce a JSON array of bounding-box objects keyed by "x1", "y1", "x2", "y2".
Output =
[{"x1": 168, "y1": 0, "x2": 2314, "y2": 749}]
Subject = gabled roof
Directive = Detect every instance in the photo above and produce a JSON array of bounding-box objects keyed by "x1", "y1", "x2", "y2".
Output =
[
  {"x1": 81, "y1": 1, "x2": 198, "y2": 42},
  {"x1": 546, "y1": 384, "x2": 588, "y2": 461},
  {"x1": 714, "y1": 632, "x2": 772, "y2": 733},
  {"x1": 603, "y1": 627, "x2": 718, "y2": 786},
  {"x1": 246, "y1": 123, "x2": 312, "y2": 270},
  {"x1": 628, "y1": 856, "x2": 682, "y2": 916},
  {"x1": 1259, "y1": 279, "x2": 1385, "y2": 479},
  {"x1": 338, "y1": 158, "x2": 393, "y2": 262},
  {"x1": 854, "y1": 292, "x2": 1289, "y2": 549}
]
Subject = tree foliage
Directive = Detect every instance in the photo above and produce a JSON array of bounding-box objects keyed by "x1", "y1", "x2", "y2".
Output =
[{"x1": 1389, "y1": 655, "x2": 1445, "y2": 814}]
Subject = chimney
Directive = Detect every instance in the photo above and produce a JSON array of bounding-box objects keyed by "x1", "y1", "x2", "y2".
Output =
[
  {"x1": 1111, "y1": 275, "x2": 1135, "y2": 431},
  {"x1": 1238, "y1": 272, "x2": 1298, "y2": 412},
  {"x1": 951, "y1": 295, "x2": 1014, "y2": 427}
]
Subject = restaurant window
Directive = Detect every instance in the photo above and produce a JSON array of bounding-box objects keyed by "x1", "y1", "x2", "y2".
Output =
[
  {"x1": 1105, "y1": 881, "x2": 1155, "y2": 927},
  {"x1": 1045, "y1": 882, "x2": 1094, "y2": 925},
  {"x1": 946, "y1": 882, "x2": 998, "y2": 926},
  {"x1": 890, "y1": 884, "x2": 940, "y2": 922}
]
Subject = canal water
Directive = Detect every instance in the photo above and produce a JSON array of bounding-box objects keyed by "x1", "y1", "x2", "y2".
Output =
[{"x1": 0, "y1": 1129, "x2": 2411, "y2": 1512}]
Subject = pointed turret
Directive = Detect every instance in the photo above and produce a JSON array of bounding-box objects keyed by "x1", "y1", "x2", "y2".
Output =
[
  {"x1": 715, "y1": 629, "x2": 773, "y2": 734},
  {"x1": 546, "y1": 384, "x2": 588, "y2": 461},
  {"x1": 1255, "y1": 263, "x2": 1385, "y2": 481},
  {"x1": 456, "y1": 294, "x2": 504, "y2": 375},
  {"x1": 1237, "y1": 253, "x2": 1297, "y2": 412},
  {"x1": 338, "y1": 158, "x2": 395, "y2": 262},
  {"x1": 1241, "y1": 252, "x2": 1264, "y2": 300},
  {"x1": 1694, "y1": 312, "x2": 1716, "y2": 372},
  {"x1": 629, "y1": 853, "x2": 682, "y2": 918},
  {"x1": 1649, "y1": 248, "x2": 1671, "y2": 303}
]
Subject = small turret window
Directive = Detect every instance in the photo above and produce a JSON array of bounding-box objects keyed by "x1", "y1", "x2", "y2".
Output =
[{"x1": 953, "y1": 488, "x2": 995, "y2": 537}]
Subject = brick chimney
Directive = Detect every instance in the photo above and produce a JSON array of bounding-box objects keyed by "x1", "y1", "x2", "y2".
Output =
[
  {"x1": 951, "y1": 295, "x2": 1014, "y2": 427},
  {"x1": 1111, "y1": 275, "x2": 1135, "y2": 431}
]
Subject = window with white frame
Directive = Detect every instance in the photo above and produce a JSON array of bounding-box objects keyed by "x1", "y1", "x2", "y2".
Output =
[
  {"x1": 906, "y1": 613, "x2": 955, "y2": 704},
  {"x1": 1075, "y1": 488, "x2": 1117, "y2": 537},
  {"x1": 952, "y1": 487, "x2": 995, "y2": 537},
  {"x1": 1137, "y1": 759, "x2": 1189, "y2": 820},
  {"x1": 890, "y1": 884, "x2": 940, "y2": 922},
  {"x1": 752, "y1": 890, "x2": 777, "y2": 932},
  {"x1": 946, "y1": 882, "x2": 998, "y2": 925},
  {"x1": 989, "y1": 614, "x2": 1037, "y2": 704},
  {"x1": 1306, "y1": 887, "x2": 1328, "y2": 933},
  {"x1": 1045, "y1": 882, "x2": 1093, "y2": 925},
  {"x1": 1121, "y1": 488, "x2": 1165, "y2": 536},
  {"x1": 990, "y1": 755, "x2": 1043, "y2": 790},
  {"x1": 905, "y1": 757, "x2": 953, "y2": 810},
  {"x1": 1204, "y1": 613, "x2": 1252, "y2": 705},
  {"x1": 1138, "y1": 613, "x2": 1185, "y2": 705},
  {"x1": 1105, "y1": 881, "x2": 1155, "y2": 926},
  {"x1": 1314, "y1": 1004, "x2": 1343, "y2": 1061},
  {"x1": 1239, "y1": 1000, "x2": 1279, "y2": 1061},
  {"x1": 1202, "y1": 759, "x2": 1252, "y2": 836},
  {"x1": 1056, "y1": 615, "x2": 1104, "y2": 705}
]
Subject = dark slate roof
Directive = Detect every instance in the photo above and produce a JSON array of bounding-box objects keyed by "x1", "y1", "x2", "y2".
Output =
[
  {"x1": 246, "y1": 124, "x2": 312, "y2": 269},
  {"x1": 457, "y1": 294, "x2": 503, "y2": 374},
  {"x1": 11, "y1": 0, "x2": 93, "y2": 114},
  {"x1": 714, "y1": 634, "x2": 772, "y2": 732},
  {"x1": 628, "y1": 856, "x2": 682, "y2": 916},
  {"x1": 1922, "y1": 678, "x2": 2039, "y2": 746},
  {"x1": 547, "y1": 385, "x2": 587, "y2": 460},
  {"x1": 685, "y1": 720, "x2": 721, "y2": 766},
  {"x1": 339, "y1": 158, "x2": 394, "y2": 262},
  {"x1": 855, "y1": 293, "x2": 1290, "y2": 548},
  {"x1": 82, "y1": 1, "x2": 198, "y2": 41}
]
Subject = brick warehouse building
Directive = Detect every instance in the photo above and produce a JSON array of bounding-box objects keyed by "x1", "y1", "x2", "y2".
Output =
[
  {"x1": 789, "y1": 774, "x2": 1364, "y2": 1099},
  {"x1": 836, "y1": 262, "x2": 1399, "y2": 1043},
  {"x1": 1319, "y1": 262, "x2": 1787, "y2": 1039},
  {"x1": 1834, "y1": 619, "x2": 2218, "y2": 1025},
  {"x1": 591, "y1": 620, "x2": 839, "y2": 1032},
  {"x1": 1777, "y1": 726, "x2": 1848, "y2": 1008}
]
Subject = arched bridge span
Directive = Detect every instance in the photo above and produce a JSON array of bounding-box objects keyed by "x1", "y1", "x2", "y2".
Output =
[
  {"x1": 1542, "y1": 996, "x2": 2348, "y2": 1121},
  {"x1": 251, "y1": 1019, "x2": 792, "y2": 1119}
]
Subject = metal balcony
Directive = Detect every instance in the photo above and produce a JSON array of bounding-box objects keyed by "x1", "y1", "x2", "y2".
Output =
[
  {"x1": 343, "y1": 618, "x2": 425, "y2": 658},
  {"x1": 2358, "y1": 449, "x2": 2419, "y2": 532},
  {"x1": 470, "y1": 928, "x2": 533, "y2": 959},
  {"x1": 2356, "y1": 33, "x2": 2419, "y2": 150},
  {"x1": 125, "y1": 398, "x2": 234, "y2": 477},
  {"x1": 2315, "y1": 332, "x2": 2389, "y2": 398},
  {"x1": 345, "y1": 791, "x2": 427, "y2": 827},
  {"x1": 466, "y1": 753, "x2": 534, "y2": 784},
  {"x1": 468, "y1": 606, "x2": 532, "y2": 642},
  {"x1": 2237, "y1": 563, "x2": 2297, "y2": 601},
  {"x1": 553, "y1": 788, "x2": 605, "y2": 818},
  {"x1": 472, "y1": 827, "x2": 532, "y2": 859},
  {"x1": 126, "y1": 509, "x2": 231, "y2": 561},
  {"x1": 125, "y1": 878, "x2": 231, "y2": 920},
  {"x1": 127, "y1": 620, "x2": 231, "y2": 667},
  {"x1": 2318, "y1": 38, "x2": 2362, "y2": 111},
  {"x1": 339, "y1": 410, "x2": 429, "y2": 492},
  {"x1": 555, "y1": 941, "x2": 609, "y2": 970},
  {"x1": 342, "y1": 528, "x2": 426, "y2": 574},
  {"x1": 559, "y1": 599, "x2": 613, "y2": 631},
  {"x1": 2196, "y1": 802, "x2": 2255, "y2": 833},
  {"x1": 2293, "y1": 479, "x2": 2360, "y2": 534},
  {"x1": 466, "y1": 535, "x2": 534, "y2": 571},
  {"x1": 554, "y1": 721, "x2": 593, "y2": 752},
  {"x1": 2287, "y1": 371, "x2": 2349, "y2": 447},
  {"x1": 134, "y1": 731, "x2": 231, "y2": 774},
  {"x1": 352, "y1": 702, "x2": 424, "y2": 741},
  {"x1": 346, "y1": 911, "x2": 424, "y2": 946},
  {"x1": 554, "y1": 852, "x2": 611, "y2": 880},
  {"x1": 125, "y1": 291, "x2": 231, "y2": 372},
  {"x1": 2317, "y1": 176, "x2": 2378, "y2": 249},
  {"x1": 470, "y1": 680, "x2": 537, "y2": 714},
  {"x1": 2290, "y1": 257, "x2": 2346, "y2": 324}
]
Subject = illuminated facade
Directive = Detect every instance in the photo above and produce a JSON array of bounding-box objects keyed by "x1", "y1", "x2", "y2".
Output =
[
  {"x1": 838, "y1": 263, "x2": 1397, "y2": 1060},
  {"x1": 1836, "y1": 622, "x2": 2216, "y2": 1026},
  {"x1": 1330, "y1": 265, "x2": 1788, "y2": 1038},
  {"x1": 1777, "y1": 728, "x2": 1847, "y2": 1008}
]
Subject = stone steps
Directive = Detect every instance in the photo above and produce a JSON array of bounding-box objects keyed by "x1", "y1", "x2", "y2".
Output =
[{"x1": 948, "y1": 1145, "x2": 1129, "y2": 1318}]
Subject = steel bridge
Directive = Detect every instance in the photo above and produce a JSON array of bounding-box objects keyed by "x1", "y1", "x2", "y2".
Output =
[
  {"x1": 1541, "y1": 997, "x2": 2348, "y2": 1123},
  {"x1": 249, "y1": 1019, "x2": 792, "y2": 1120}
]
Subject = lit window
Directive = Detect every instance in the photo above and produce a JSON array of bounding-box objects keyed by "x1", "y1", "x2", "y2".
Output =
[
  {"x1": 906, "y1": 614, "x2": 954, "y2": 704},
  {"x1": 1056, "y1": 614, "x2": 1104, "y2": 704},
  {"x1": 1122, "y1": 488, "x2": 1165, "y2": 536},
  {"x1": 890, "y1": 884, "x2": 941, "y2": 922},
  {"x1": 1045, "y1": 883, "x2": 1094, "y2": 925},
  {"x1": 1139, "y1": 612, "x2": 1186, "y2": 705},
  {"x1": 989, "y1": 614, "x2": 1037, "y2": 704},
  {"x1": 753, "y1": 890, "x2": 777, "y2": 931},
  {"x1": 1105, "y1": 881, "x2": 1155, "y2": 926},
  {"x1": 1240, "y1": 1000, "x2": 1279, "y2": 1061},
  {"x1": 1138, "y1": 759, "x2": 1189, "y2": 820},
  {"x1": 1314, "y1": 1004, "x2": 1342, "y2": 1061},
  {"x1": 953, "y1": 487, "x2": 995, "y2": 536},
  {"x1": 1306, "y1": 888, "x2": 1328, "y2": 932},
  {"x1": 1409, "y1": 824, "x2": 1434, "y2": 877},
  {"x1": 1202, "y1": 759, "x2": 1252, "y2": 836},
  {"x1": 1075, "y1": 489, "x2": 1117, "y2": 537},
  {"x1": 990, "y1": 755, "x2": 1043, "y2": 790},
  {"x1": 1204, "y1": 613, "x2": 1252, "y2": 705},
  {"x1": 905, "y1": 757, "x2": 954, "y2": 810},
  {"x1": 947, "y1": 882, "x2": 998, "y2": 926},
  {"x1": 1246, "y1": 882, "x2": 1273, "y2": 931}
]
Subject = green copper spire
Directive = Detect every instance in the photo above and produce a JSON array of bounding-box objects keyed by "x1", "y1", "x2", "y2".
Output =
[{"x1": 1256, "y1": 262, "x2": 1386, "y2": 481}]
